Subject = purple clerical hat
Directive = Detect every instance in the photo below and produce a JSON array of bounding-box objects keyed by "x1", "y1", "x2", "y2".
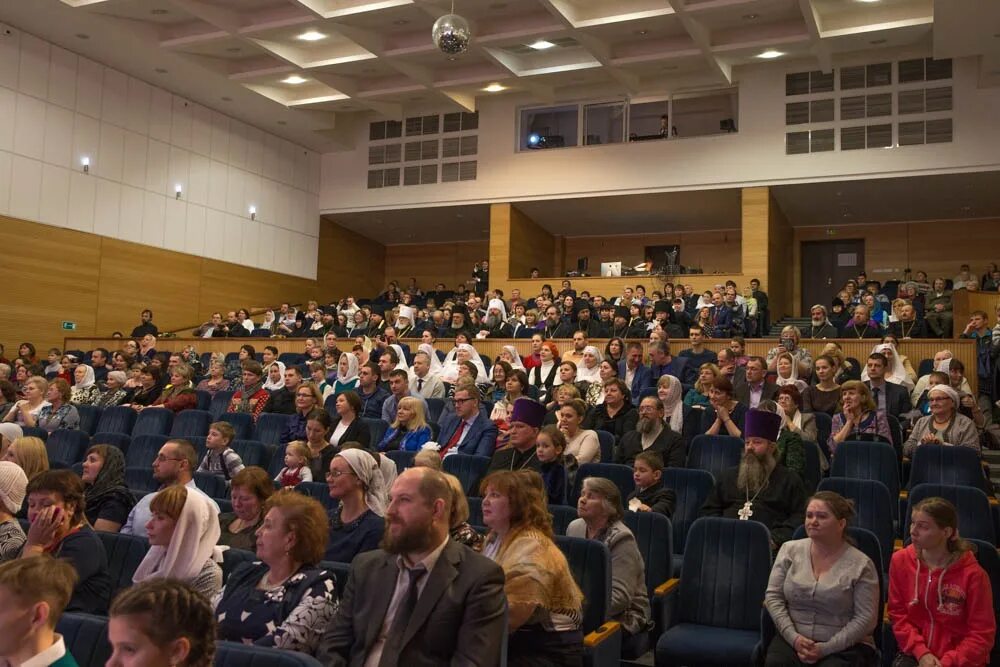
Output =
[
  {"x1": 744, "y1": 409, "x2": 782, "y2": 442},
  {"x1": 510, "y1": 398, "x2": 546, "y2": 429}
]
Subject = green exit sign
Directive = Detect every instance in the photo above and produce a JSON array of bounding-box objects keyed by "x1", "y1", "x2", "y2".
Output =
[{"x1": 61, "y1": 321, "x2": 76, "y2": 331}]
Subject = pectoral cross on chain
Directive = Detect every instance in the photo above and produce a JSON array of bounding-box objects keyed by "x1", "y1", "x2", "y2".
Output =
[{"x1": 738, "y1": 501, "x2": 753, "y2": 520}]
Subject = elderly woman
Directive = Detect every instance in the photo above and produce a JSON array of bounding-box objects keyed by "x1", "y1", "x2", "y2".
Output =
[
  {"x1": 683, "y1": 363, "x2": 720, "y2": 408},
  {"x1": 94, "y1": 370, "x2": 130, "y2": 408},
  {"x1": 802, "y1": 355, "x2": 842, "y2": 417},
  {"x1": 218, "y1": 466, "x2": 273, "y2": 552},
  {"x1": 0, "y1": 461, "x2": 27, "y2": 561},
  {"x1": 129, "y1": 366, "x2": 164, "y2": 409},
  {"x1": 903, "y1": 384, "x2": 980, "y2": 458},
  {"x1": 134, "y1": 484, "x2": 222, "y2": 599},
  {"x1": 704, "y1": 376, "x2": 747, "y2": 437},
  {"x1": 213, "y1": 491, "x2": 338, "y2": 656},
  {"x1": 81, "y1": 444, "x2": 135, "y2": 532},
  {"x1": 558, "y1": 398, "x2": 600, "y2": 465},
  {"x1": 332, "y1": 351, "x2": 360, "y2": 396},
  {"x1": 442, "y1": 343, "x2": 490, "y2": 386},
  {"x1": 576, "y1": 346, "x2": 603, "y2": 384},
  {"x1": 196, "y1": 357, "x2": 230, "y2": 397},
  {"x1": 764, "y1": 491, "x2": 879, "y2": 666},
  {"x1": 150, "y1": 362, "x2": 198, "y2": 413},
  {"x1": 829, "y1": 380, "x2": 891, "y2": 457},
  {"x1": 3, "y1": 376, "x2": 50, "y2": 426},
  {"x1": 0, "y1": 423, "x2": 21, "y2": 459},
  {"x1": 70, "y1": 364, "x2": 101, "y2": 405},
  {"x1": 377, "y1": 396, "x2": 432, "y2": 452},
  {"x1": 324, "y1": 448, "x2": 385, "y2": 562},
  {"x1": 36, "y1": 378, "x2": 80, "y2": 432},
  {"x1": 499, "y1": 344, "x2": 526, "y2": 373},
  {"x1": 774, "y1": 352, "x2": 809, "y2": 394},
  {"x1": 879, "y1": 336, "x2": 917, "y2": 386},
  {"x1": 585, "y1": 360, "x2": 618, "y2": 406},
  {"x1": 529, "y1": 341, "x2": 560, "y2": 403},
  {"x1": 481, "y1": 470, "x2": 584, "y2": 666},
  {"x1": 656, "y1": 375, "x2": 685, "y2": 434},
  {"x1": 21, "y1": 469, "x2": 111, "y2": 614},
  {"x1": 775, "y1": 385, "x2": 818, "y2": 444},
  {"x1": 767, "y1": 326, "x2": 814, "y2": 379},
  {"x1": 568, "y1": 477, "x2": 652, "y2": 658}
]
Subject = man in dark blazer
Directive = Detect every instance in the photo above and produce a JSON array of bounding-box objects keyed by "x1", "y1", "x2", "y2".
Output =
[
  {"x1": 734, "y1": 356, "x2": 778, "y2": 409},
  {"x1": 618, "y1": 342, "x2": 653, "y2": 405},
  {"x1": 436, "y1": 386, "x2": 498, "y2": 458},
  {"x1": 864, "y1": 353, "x2": 912, "y2": 419},
  {"x1": 318, "y1": 467, "x2": 506, "y2": 667}
]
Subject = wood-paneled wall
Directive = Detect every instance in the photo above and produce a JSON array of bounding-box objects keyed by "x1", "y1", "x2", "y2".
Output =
[
  {"x1": 384, "y1": 241, "x2": 490, "y2": 293},
  {"x1": 559, "y1": 230, "x2": 742, "y2": 275},
  {"x1": 316, "y1": 219, "x2": 386, "y2": 301},
  {"x1": 767, "y1": 191, "x2": 792, "y2": 322},
  {"x1": 504, "y1": 204, "x2": 555, "y2": 279},
  {"x1": 953, "y1": 290, "x2": 1000, "y2": 332},
  {"x1": 791, "y1": 219, "x2": 1000, "y2": 316}
]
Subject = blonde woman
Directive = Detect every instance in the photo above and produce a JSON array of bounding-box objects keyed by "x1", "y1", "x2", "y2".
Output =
[
  {"x1": 683, "y1": 363, "x2": 720, "y2": 409},
  {"x1": 2, "y1": 376, "x2": 50, "y2": 427},
  {"x1": 3, "y1": 436, "x2": 49, "y2": 485},
  {"x1": 376, "y1": 396, "x2": 432, "y2": 452},
  {"x1": 829, "y1": 380, "x2": 891, "y2": 457}
]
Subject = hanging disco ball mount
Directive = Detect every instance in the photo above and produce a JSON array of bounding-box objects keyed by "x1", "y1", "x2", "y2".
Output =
[{"x1": 432, "y1": 12, "x2": 471, "y2": 58}]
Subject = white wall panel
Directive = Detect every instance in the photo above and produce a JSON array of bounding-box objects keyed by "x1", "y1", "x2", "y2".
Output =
[
  {"x1": 144, "y1": 138, "x2": 168, "y2": 194},
  {"x1": 209, "y1": 111, "x2": 229, "y2": 162},
  {"x1": 0, "y1": 30, "x2": 19, "y2": 90},
  {"x1": 171, "y1": 96, "x2": 192, "y2": 151},
  {"x1": 244, "y1": 125, "x2": 263, "y2": 175},
  {"x1": 9, "y1": 155, "x2": 42, "y2": 221},
  {"x1": 225, "y1": 166, "x2": 244, "y2": 215},
  {"x1": 93, "y1": 178, "x2": 121, "y2": 238},
  {"x1": 190, "y1": 104, "x2": 212, "y2": 156},
  {"x1": 262, "y1": 134, "x2": 281, "y2": 182},
  {"x1": 141, "y1": 191, "x2": 165, "y2": 246},
  {"x1": 257, "y1": 223, "x2": 274, "y2": 267},
  {"x1": 204, "y1": 208, "x2": 225, "y2": 258},
  {"x1": 72, "y1": 112, "x2": 99, "y2": 169},
  {"x1": 125, "y1": 77, "x2": 151, "y2": 135},
  {"x1": 13, "y1": 93, "x2": 46, "y2": 159},
  {"x1": 278, "y1": 140, "x2": 295, "y2": 186},
  {"x1": 258, "y1": 178, "x2": 275, "y2": 225},
  {"x1": 207, "y1": 159, "x2": 228, "y2": 211},
  {"x1": 119, "y1": 184, "x2": 145, "y2": 243},
  {"x1": 228, "y1": 120, "x2": 247, "y2": 169},
  {"x1": 163, "y1": 197, "x2": 186, "y2": 252},
  {"x1": 98, "y1": 122, "x2": 125, "y2": 182},
  {"x1": 39, "y1": 163, "x2": 70, "y2": 227},
  {"x1": 47, "y1": 46, "x2": 77, "y2": 110},
  {"x1": 222, "y1": 213, "x2": 242, "y2": 263},
  {"x1": 74, "y1": 57, "x2": 103, "y2": 119},
  {"x1": 187, "y1": 152, "x2": 209, "y2": 206},
  {"x1": 0, "y1": 87, "x2": 16, "y2": 152},
  {"x1": 167, "y1": 146, "x2": 190, "y2": 199},
  {"x1": 67, "y1": 170, "x2": 96, "y2": 233},
  {"x1": 148, "y1": 87, "x2": 172, "y2": 143},
  {"x1": 17, "y1": 33, "x2": 49, "y2": 100},
  {"x1": 241, "y1": 218, "x2": 260, "y2": 265},
  {"x1": 184, "y1": 203, "x2": 206, "y2": 256},
  {"x1": 100, "y1": 68, "x2": 128, "y2": 128},
  {"x1": 0, "y1": 151, "x2": 11, "y2": 215},
  {"x1": 43, "y1": 104, "x2": 74, "y2": 168},
  {"x1": 121, "y1": 130, "x2": 148, "y2": 189}
]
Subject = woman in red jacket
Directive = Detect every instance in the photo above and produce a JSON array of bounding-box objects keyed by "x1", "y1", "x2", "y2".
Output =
[{"x1": 888, "y1": 497, "x2": 995, "y2": 667}]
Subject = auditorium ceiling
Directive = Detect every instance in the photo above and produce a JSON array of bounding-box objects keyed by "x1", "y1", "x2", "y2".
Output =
[{"x1": 1, "y1": 0, "x2": 994, "y2": 150}]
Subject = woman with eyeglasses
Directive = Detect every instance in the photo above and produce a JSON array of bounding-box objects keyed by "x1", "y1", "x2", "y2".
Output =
[{"x1": 323, "y1": 448, "x2": 385, "y2": 563}]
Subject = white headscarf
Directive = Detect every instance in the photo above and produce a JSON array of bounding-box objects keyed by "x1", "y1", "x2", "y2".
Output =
[
  {"x1": 442, "y1": 343, "x2": 489, "y2": 385},
  {"x1": 389, "y1": 344, "x2": 411, "y2": 377},
  {"x1": 500, "y1": 345, "x2": 526, "y2": 372},
  {"x1": 774, "y1": 352, "x2": 808, "y2": 393},
  {"x1": 487, "y1": 298, "x2": 508, "y2": 321},
  {"x1": 862, "y1": 343, "x2": 913, "y2": 390},
  {"x1": 263, "y1": 361, "x2": 286, "y2": 391},
  {"x1": 132, "y1": 489, "x2": 221, "y2": 584},
  {"x1": 927, "y1": 384, "x2": 960, "y2": 410},
  {"x1": 261, "y1": 310, "x2": 276, "y2": 327},
  {"x1": 337, "y1": 352, "x2": 359, "y2": 384},
  {"x1": 75, "y1": 365, "x2": 96, "y2": 390},
  {"x1": 418, "y1": 343, "x2": 444, "y2": 377},
  {"x1": 337, "y1": 449, "x2": 387, "y2": 517},
  {"x1": 657, "y1": 375, "x2": 685, "y2": 433},
  {"x1": 576, "y1": 346, "x2": 603, "y2": 383}
]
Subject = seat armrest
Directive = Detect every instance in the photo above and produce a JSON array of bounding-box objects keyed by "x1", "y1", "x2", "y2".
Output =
[
  {"x1": 584, "y1": 621, "x2": 621, "y2": 648},
  {"x1": 654, "y1": 577, "x2": 679, "y2": 597}
]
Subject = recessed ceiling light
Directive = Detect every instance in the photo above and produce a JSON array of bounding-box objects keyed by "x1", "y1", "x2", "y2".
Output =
[
  {"x1": 282, "y1": 75, "x2": 308, "y2": 84},
  {"x1": 297, "y1": 30, "x2": 326, "y2": 41},
  {"x1": 529, "y1": 40, "x2": 556, "y2": 50},
  {"x1": 634, "y1": 30, "x2": 648, "y2": 36},
  {"x1": 742, "y1": 14, "x2": 759, "y2": 20},
  {"x1": 870, "y1": 38, "x2": 887, "y2": 45},
  {"x1": 154, "y1": 68, "x2": 168, "y2": 74},
  {"x1": 757, "y1": 49, "x2": 784, "y2": 59},
  {"x1": 75, "y1": 33, "x2": 90, "y2": 40},
  {"x1": 393, "y1": 19, "x2": 410, "y2": 26},
  {"x1": 483, "y1": 82, "x2": 506, "y2": 92}
]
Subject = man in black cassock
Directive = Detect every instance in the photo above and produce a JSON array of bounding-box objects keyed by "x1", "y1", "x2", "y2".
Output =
[{"x1": 701, "y1": 409, "x2": 806, "y2": 548}]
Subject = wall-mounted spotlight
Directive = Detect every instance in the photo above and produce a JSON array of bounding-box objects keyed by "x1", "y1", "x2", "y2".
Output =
[
  {"x1": 249, "y1": 205, "x2": 257, "y2": 221},
  {"x1": 175, "y1": 183, "x2": 183, "y2": 199},
  {"x1": 81, "y1": 156, "x2": 90, "y2": 174}
]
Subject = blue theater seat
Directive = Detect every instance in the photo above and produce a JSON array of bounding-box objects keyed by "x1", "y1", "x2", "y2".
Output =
[
  {"x1": 686, "y1": 435, "x2": 743, "y2": 480},
  {"x1": 661, "y1": 467, "x2": 715, "y2": 574},
  {"x1": 125, "y1": 434, "x2": 169, "y2": 468},
  {"x1": 595, "y1": 430, "x2": 615, "y2": 462},
  {"x1": 442, "y1": 454, "x2": 491, "y2": 498},
  {"x1": 170, "y1": 409, "x2": 212, "y2": 439},
  {"x1": 295, "y1": 481, "x2": 336, "y2": 510},
  {"x1": 194, "y1": 471, "x2": 229, "y2": 501},
  {"x1": 209, "y1": 391, "x2": 235, "y2": 420},
  {"x1": 96, "y1": 531, "x2": 149, "y2": 598},
  {"x1": 818, "y1": 477, "x2": 895, "y2": 573},
  {"x1": 385, "y1": 450, "x2": 416, "y2": 472},
  {"x1": 231, "y1": 439, "x2": 268, "y2": 468},
  {"x1": 58, "y1": 613, "x2": 112, "y2": 667},
  {"x1": 75, "y1": 404, "x2": 102, "y2": 436},
  {"x1": 131, "y1": 408, "x2": 173, "y2": 437},
  {"x1": 46, "y1": 429, "x2": 90, "y2": 466},
  {"x1": 905, "y1": 483, "x2": 996, "y2": 545},
  {"x1": 569, "y1": 462, "x2": 635, "y2": 506},
  {"x1": 89, "y1": 432, "x2": 131, "y2": 454},
  {"x1": 214, "y1": 641, "x2": 324, "y2": 666},
  {"x1": 908, "y1": 443, "x2": 991, "y2": 493},
  {"x1": 831, "y1": 440, "x2": 900, "y2": 520},
  {"x1": 253, "y1": 412, "x2": 288, "y2": 446},
  {"x1": 219, "y1": 412, "x2": 253, "y2": 440},
  {"x1": 555, "y1": 535, "x2": 622, "y2": 666},
  {"x1": 95, "y1": 406, "x2": 137, "y2": 435}
]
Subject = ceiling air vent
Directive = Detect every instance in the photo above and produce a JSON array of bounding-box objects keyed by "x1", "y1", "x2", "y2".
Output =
[
  {"x1": 898, "y1": 89, "x2": 924, "y2": 115},
  {"x1": 504, "y1": 37, "x2": 577, "y2": 55},
  {"x1": 867, "y1": 124, "x2": 892, "y2": 148},
  {"x1": 841, "y1": 126, "x2": 866, "y2": 150},
  {"x1": 810, "y1": 129, "x2": 834, "y2": 152},
  {"x1": 926, "y1": 118, "x2": 952, "y2": 143},
  {"x1": 841, "y1": 96, "x2": 865, "y2": 120},
  {"x1": 785, "y1": 131, "x2": 809, "y2": 155},
  {"x1": 925, "y1": 87, "x2": 952, "y2": 112},
  {"x1": 898, "y1": 121, "x2": 924, "y2": 146}
]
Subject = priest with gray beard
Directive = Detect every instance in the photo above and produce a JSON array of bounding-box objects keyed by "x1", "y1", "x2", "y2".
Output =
[
  {"x1": 476, "y1": 298, "x2": 513, "y2": 339},
  {"x1": 701, "y1": 409, "x2": 806, "y2": 549},
  {"x1": 614, "y1": 396, "x2": 685, "y2": 467}
]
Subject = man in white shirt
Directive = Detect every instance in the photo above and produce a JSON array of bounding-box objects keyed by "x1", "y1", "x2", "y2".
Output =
[
  {"x1": 0, "y1": 556, "x2": 77, "y2": 667},
  {"x1": 121, "y1": 439, "x2": 219, "y2": 538},
  {"x1": 410, "y1": 351, "x2": 445, "y2": 399}
]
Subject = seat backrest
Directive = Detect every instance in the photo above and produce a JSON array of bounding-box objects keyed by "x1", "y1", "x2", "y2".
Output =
[
  {"x1": 219, "y1": 412, "x2": 253, "y2": 440},
  {"x1": 442, "y1": 454, "x2": 492, "y2": 498},
  {"x1": 253, "y1": 412, "x2": 289, "y2": 446},
  {"x1": 662, "y1": 467, "x2": 715, "y2": 555},
  {"x1": 917, "y1": 358, "x2": 934, "y2": 377},
  {"x1": 195, "y1": 389, "x2": 213, "y2": 411},
  {"x1": 677, "y1": 517, "x2": 772, "y2": 630},
  {"x1": 90, "y1": 432, "x2": 131, "y2": 454},
  {"x1": 170, "y1": 409, "x2": 212, "y2": 438},
  {"x1": 386, "y1": 450, "x2": 416, "y2": 473},
  {"x1": 550, "y1": 504, "x2": 577, "y2": 535},
  {"x1": 831, "y1": 440, "x2": 900, "y2": 498},
  {"x1": 624, "y1": 510, "x2": 674, "y2": 586},
  {"x1": 214, "y1": 641, "x2": 324, "y2": 666},
  {"x1": 362, "y1": 418, "x2": 389, "y2": 445},
  {"x1": 268, "y1": 444, "x2": 287, "y2": 478},
  {"x1": 555, "y1": 535, "x2": 611, "y2": 634},
  {"x1": 278, "y1": 353, "x2": 305, "y2": 367},
  {"x1": 318, "y1": 560, "x2": 352, "y2": 598},
  {"x1": 468, "y1": 496, "x2": 483, "y2": 526},
  {"x1": 968, "y1": 539, "x2": 1000, "y2": 618},
  {"x1": 801, "y1": 440, "x2": 822, "y2": 494},
  {"x1": 132, "y1": 408, "x2": 174, "y2": 436},
  {"x1": 818, "y1": 477, "x2": 894, "y2": 572},
  {"x1": 58, "y1": 613, "x2": 112, "y2": 667},
  {"x1": 906, "y1": 483, "x2": 996, "y2": 545},
  {"x1": 222, "y1": 548, "x2": 259, "y2": 583},
  {"x1": 194, "y1": 471, "x2": 229, "y2": 500},
  {"x1": 76, "y1": 404, "x2": 102, "y2": 436},
  {"x1": 425, "y1": 398, "x2": 445, "y2": 423},
  {"x1": 595, "y1": 430, "x2": 614, "y2": 462},
  {"x1": 209, "y1": 391, "x2": 235, "y2": 420},
  {"x1": 231, "y1": 439, "x2": 267, "y2": 468},
  {"x1": 21, "y1": 425, "x2": 49, "y2": 441},
  {"x1": 681, "y1": 405, "x2": 701, "y2": 445},
  {"x1": 250, "y1": 328, "x2": 272, "y2": 337},
  {"x1": 125, "y1": 434, "x2": 170, "y2": 468},
  {"x1": 686, "y1": 435, "x2": 744, "y2": 480},
  {"x1": 96, "y1": 531, "x2": 149, "y2": 597},
  {"x1": 295, "y1": 481, "x2": 337, "y2": 510},
  {"x1": 569, "y1": 462, "x2": 635, "y2": 506},
  {"x1": 909, "y1": 444, "x2": 988, "y2": 491},
  {"x1": 96, "y1": 405, "x2": 137, "y2": 435},
  {"x1": 813, "y1": 412, "x2": 833, "y2": 459},
  {"x1": 47, "y1": 429, "x2": 90, "y2": 465},
  {"x1": 124, "y1": 466, "x2": 158, "y2": 495}
]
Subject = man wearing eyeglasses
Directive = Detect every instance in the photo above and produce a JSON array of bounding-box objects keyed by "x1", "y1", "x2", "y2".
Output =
[
  {"x1": 436, "y1": 387, "x2": 498, "y2": 458},
  {"x1": 120, "y1": 439, "x2": 220, "y2": 537}
]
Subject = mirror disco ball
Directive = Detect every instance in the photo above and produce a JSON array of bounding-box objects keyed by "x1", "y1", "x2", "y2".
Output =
[{"x1": 432, "y1": 13, "x2": 471, "y2": 56}]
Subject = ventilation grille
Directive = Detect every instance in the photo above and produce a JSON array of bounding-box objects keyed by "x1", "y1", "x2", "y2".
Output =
[
  {"x1": 368, "y1": 112, "x2": 479, "y2": 188},
  {"x1": 503, "y1": 37, "x2": 577, "y2": 55}
]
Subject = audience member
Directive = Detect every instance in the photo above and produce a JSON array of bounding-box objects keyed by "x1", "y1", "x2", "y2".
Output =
[
  {"x1": 528, "y1": 341, "x2": 560, "y2": 404},
  {"x1": 0, "y1": 423, "x2": 19, "y2": 458},
  {"x1": 133, "y1": 484, "x2": 222, "y2": 599},
  {"x1": 325, "y1": 449, "x2": 386, "y2": 562},
  {"x1": 3, "y1": 375, "x2": 49, "y2": 426},
  {"x1": 328, "y1": 391, "x2": 371, "y2": 449},
  {"x1": 69, "y1": 364, "x2": 100, "y2": 405},
  {"x1": 774, "y1": 352, "x2": 809, "y2": 393},
  {"x1": 764, "y1": 491, "x2": 879, "y2": 665},
  {"x1": 840, "y1": 305, "x2": 881, "y2": 339},
  {"x1": 925, "y1": 278, "x2": 954, "y2": 338},
  {"x1": 863, "y1": 352, "x2": 912, "y2": 419},
  {"x1": 655, "y1": 375, "x2": 685, "y2": 434},
  {"x1": 439, "y1": 385, "x2": 499, "y2": 458},
  {"x1": 378, "y1": 396, "x2": 432, "y2": 452},
  {"x1": 802, "y1": 355, "x2": 842, "y2": 416},
  {"x1": 0, "y1": 461, "x2": 27, "y2": 561},
  {"x1": 536, "y1": 425, "x2": 569, "y2": 505},
  {"x1": 196, "y1": 359, "x2": 230, "y2": 397},
  {"x1": 81, "y1": 444, "x2": 135, "y2": 532},
  {"x1": 615, "y1": 396, "x2": 685, "y2": 468},
  {"x1": 801, "y1": 304, "x2": 839, "y2": 339},
  {"x1": 443, "y1": 471, "x2": 484, "y2": 552},
  {"x1": 702, "y1": 409, "x2": 807, "y2": 549},
  {"x1": 626, "y1": 451, "x2": 675, "y2": 517},
  {"x1": 489, "y1": 398, "x2": 546, "y2": 473},
  {"x1": 683, "y1": 363, "x2": 720, "y2": 408},
  {"x1": 214, "y1": 490, "x2": 338, "y2": 655},
  {"x1": 356, "y1": 362, "x2": 390, "y2": 419},
  {"x1": 902, "y1": 384, "x2": 981, "y2": 457},
  {"x1": 195, "y1": 422, "x2": 243, "y2": 482},
  {"x1": 618, "y1": 342, "x2": 652, "y2": 407},
  {"x1": 678, "y1": 325, "x2": 718, "y2": 368},
  {"x1": 274, "y1": 442, "x2": 313, "y2": 487},
  {"x1": 226, "y1": 361, "x2": 269, "y2": 421},
  {"x1": 317, "y1": 467, "x2": 505, "y2": 664},
  {"x1": 568, "y1": 477, "x2": 652, "y2": 657},
  {"x1": 217, "y1": 466, "x2": 272, "y2": 553},
  {"x1": 0, "y1": 556, "x2": 78, "y2": 666},
  {"x1": 410, "y1": 349, "x2": 445, "y2": 399},
  {"x1": 95, "y1": 370, "x2": 130, "y2": 408},
  {"x1": 108, "y1": 578, "x2": 217, "y2": 667},
  {"x1": 828, "y1": 381, "x2": 892, "y2": 457},
  {"x1": 775, "y1": 385, "x2": 818, "y2": 443},
  {"x1": 281, "y1": 382, "x2": 323, "y2": 445},
  {"x1": 704, "y1": 376, "x2": 747, "y2": 438},
  {"x1": 3, "y1": 436, "x2": 49, "y2": 499},
  {"x1": 128, "y1": 366, "x2": 165, "y2": 409},
  {"x1": 767, "y1": 326, "x2": 813, "y2": 379},
  {"x1": 22, "y1": 470, "x2": 111, "y2": 614},
  {"x1": 584, "y1": 378, "x2": 638, "y2": 445},
  {"x1": 889, "y1": 497, "x2": 995, "y2": 667},
  {"x1": 381, "y1": 369, "x2": 427, "y2": 424},
  {"x1": 734, "y1": 356, "x2": 776, "y2": 409},
  {"x1": 265, "y1": 366, "x2": 303, "y2": 415},
  {"x1": 34, "y1": 378, "x2": 80, "y2": 432},
  {"x1": 557, "y1": 398, "x2": 599, "y2": 465}
]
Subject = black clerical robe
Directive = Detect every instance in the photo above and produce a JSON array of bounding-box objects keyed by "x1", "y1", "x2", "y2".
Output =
[
  {"x1": 488, "y1": 446, "x2": 542, "y2": 473},
  {"x1": 701, "y1": 463, "x2": 806, "y2": 546}
]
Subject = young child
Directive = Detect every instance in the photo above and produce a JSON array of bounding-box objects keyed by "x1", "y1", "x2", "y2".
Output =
[
  {"x1": 536, "y1": 425, "x2": 568, "y2": 506},
  {"x1": 196, "y1": 421, "x2": 245, "y2": 482},
  {"x1": 0, "y1": 555, "x2": 78, "y2": 666},
  {"x1": 413, "y1": 448, "x2": 443, "y2": 470},
  {"x1": 274, "y1": 441, "x2": 313, "y2": 487},
  {"x1": 627, "y1": 451, "x2": 676, "y2": 517}
]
